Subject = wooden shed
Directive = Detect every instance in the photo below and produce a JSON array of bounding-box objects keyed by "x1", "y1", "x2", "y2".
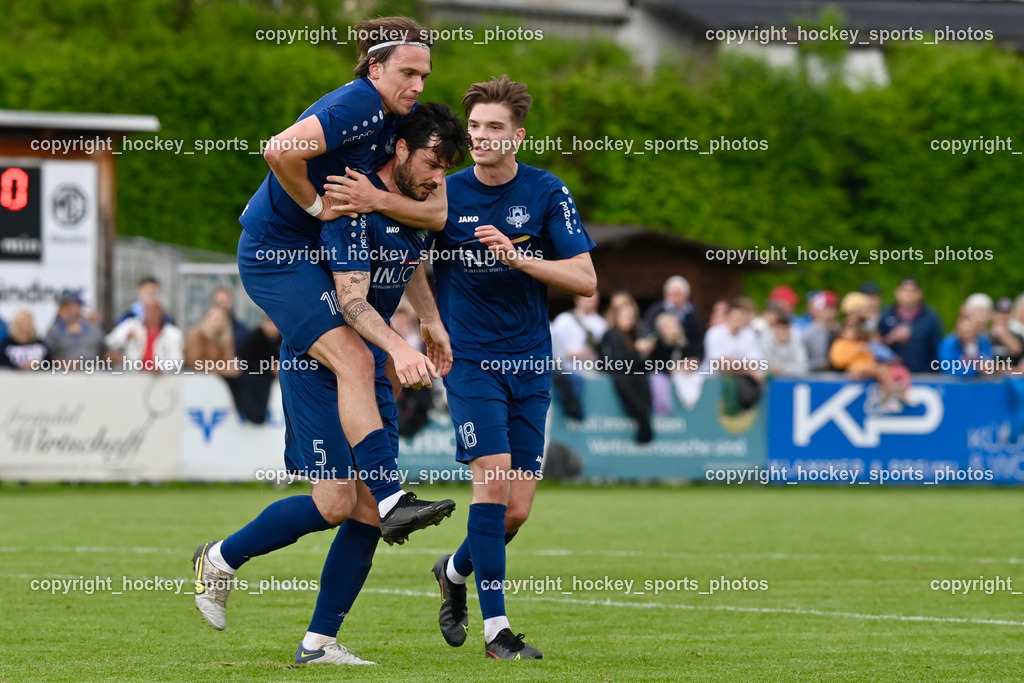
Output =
[{"x1": 551, "y1": 223, "x2": 783, "y2": 317}]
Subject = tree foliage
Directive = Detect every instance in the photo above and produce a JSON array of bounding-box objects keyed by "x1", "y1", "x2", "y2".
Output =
[{"x1": 2, "y1": 0, "x2": 1021, "y2": 317}]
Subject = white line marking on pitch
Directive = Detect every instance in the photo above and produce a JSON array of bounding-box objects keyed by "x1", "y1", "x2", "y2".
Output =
[
  {"x1": 6, "y1": 545, "x2": 1024, "y2": 566},
  {"x1": 362, "y1": 588, "x2": 1024, "y2": 628},
  {"x1": 0, "y1": 546, "x2": 167, "y2": 554},
  {"x1": 8, "y1": 573, "x2": 1023, "y2": 628}
]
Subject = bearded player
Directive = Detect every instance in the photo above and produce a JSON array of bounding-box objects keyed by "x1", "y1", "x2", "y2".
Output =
[{"x1": 195, "y1": 103, "x2": 467, "y2": 665}]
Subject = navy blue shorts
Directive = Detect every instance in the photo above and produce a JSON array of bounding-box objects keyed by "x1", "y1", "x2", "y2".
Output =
[
  {"x1": 279, "y1": 342, "x2": 398, "y2": 479},
  {"x1": 237, "y1": 229, "x2": 342, "y2": 355},
  {"x1": 443, "y1": 358, "x2": 551, "y2": 473}
]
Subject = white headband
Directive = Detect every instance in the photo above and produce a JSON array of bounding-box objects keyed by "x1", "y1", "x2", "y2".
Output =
[{"x1": 367, "y1": 40, "x2": 430, "y2": 53}]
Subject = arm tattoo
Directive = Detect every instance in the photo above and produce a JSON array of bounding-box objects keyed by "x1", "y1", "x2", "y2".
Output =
[
  {"x1": 342, "y1": 299, "x2": 374, "y2": 326},
  {"x1": 336, "y1": 270, "x2": 391, "y2": 340},
  {"x1": 336, "y1": 271, "x2": 369, "y2": 302}
]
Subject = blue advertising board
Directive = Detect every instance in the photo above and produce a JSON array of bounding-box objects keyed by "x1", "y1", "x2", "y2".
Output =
[{"x1": 767, "y1": 375, "x2": 1024, "y2": 484}]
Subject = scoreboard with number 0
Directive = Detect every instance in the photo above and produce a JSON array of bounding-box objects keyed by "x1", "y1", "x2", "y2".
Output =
[
  {"x1": 0, "y1": 159, "x2": 98, "y2": 326},
  {"x1": 0, "y1": 165, "x2": 43, "y2": 260}
]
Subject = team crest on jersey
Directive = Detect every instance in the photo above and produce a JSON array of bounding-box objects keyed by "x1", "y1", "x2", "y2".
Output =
[{"x1": 506, "y1": 206, "x2": 530, "y2": 229}]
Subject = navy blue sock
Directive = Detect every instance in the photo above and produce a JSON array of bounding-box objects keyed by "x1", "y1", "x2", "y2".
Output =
[
  {"x1": 467, "y1": 503, "x2": 508, "y2": 620},
  {"x1": 220, "y1": 495, "x2": 332, "y2": 570},
  {"x1": 308, "y1": 520, "x2": 381, "y2": 637},
  {"x1": 452, "y1": 530, "x2": 517, "y2": 578},
  {"x1": 351, "y1": 429, "x2": 403, "y2": 504}
]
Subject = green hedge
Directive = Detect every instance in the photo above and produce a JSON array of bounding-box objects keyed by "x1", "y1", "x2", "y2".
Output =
[{"x1": 2, "y1": 0, "x2": 1022, "y2": 318}]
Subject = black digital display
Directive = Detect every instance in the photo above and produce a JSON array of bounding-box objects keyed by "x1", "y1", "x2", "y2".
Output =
[{"x1": 0, "y1": 165, "x2": 43, "y2": 261}]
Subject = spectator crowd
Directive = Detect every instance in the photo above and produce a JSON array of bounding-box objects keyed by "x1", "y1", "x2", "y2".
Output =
[
  {"x1": 0, "y1": 276, "x2": 282, "y2": 423},
  {"x1": 5, "y1": 273, "x2": 1024, "y2": 441},
  {"x1": 549, "y1": 275, "x2": 1024, "y2": 443}
]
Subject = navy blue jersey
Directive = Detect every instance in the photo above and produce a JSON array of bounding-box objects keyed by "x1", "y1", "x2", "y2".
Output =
[
  {"x1": 321, "y1": 174, "x2": 429, "y2": 323},
  {"x1": 240, "y1": 77, "x2": 402, "y2": 248},
  {"x1": 432, "y1": 164, "x2": 595, "y2": 361}
]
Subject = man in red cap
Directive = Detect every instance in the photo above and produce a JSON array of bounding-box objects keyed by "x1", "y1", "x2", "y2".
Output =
[
  {"x1": 752, "y1": 285, "x2": 799, "y2": 344},
  {"x1": 768, "y1": 285, "x2": 799, "y2": 314}
]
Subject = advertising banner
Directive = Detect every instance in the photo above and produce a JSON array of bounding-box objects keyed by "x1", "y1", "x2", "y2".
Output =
[{"x1": 767, "y1": 376, "x2": 1024, "y2": 485}]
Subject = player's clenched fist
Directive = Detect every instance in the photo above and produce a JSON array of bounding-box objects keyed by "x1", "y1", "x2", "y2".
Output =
[{"x1": 389, "y1": 343, "x2": 437, "y2": 389}]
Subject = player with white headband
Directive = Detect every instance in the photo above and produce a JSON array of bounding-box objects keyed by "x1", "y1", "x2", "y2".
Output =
[
  {"x1": 192, "y1": 16, "x2": 454, "y2": 666},
  {"x1": 368, "y1": 39, "x2": 431, "y2": 52}
]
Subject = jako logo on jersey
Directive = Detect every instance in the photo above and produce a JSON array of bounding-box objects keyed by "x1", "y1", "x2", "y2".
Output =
[
  {"x1": 188, "y1": 408, "x2": 229, "y2": 443},
  {"x1": 506, "y1": 206, "x2": 530, "y2": 228},
  {"x1": 385, "y1": 225, "x2": 400, "y2": 233},
  {"x1": 793, "y1": 384, "x2": 944, "y2": 447},
  {"x1": 458, "y1": 215, "x2": 479, "y2": 223}
]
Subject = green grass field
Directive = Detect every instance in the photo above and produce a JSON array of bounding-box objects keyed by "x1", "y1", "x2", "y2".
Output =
[{"x1": 2, "y1": 482, "x2": 1024, "y2": 681}]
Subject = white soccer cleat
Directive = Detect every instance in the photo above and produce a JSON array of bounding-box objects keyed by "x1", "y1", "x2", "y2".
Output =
[
  {"x1": 192, "y1": 541, "x2": 233, "y2": 630},
  {"x1": 294, "y1": 640, "x2": 376, "y2": 665}
]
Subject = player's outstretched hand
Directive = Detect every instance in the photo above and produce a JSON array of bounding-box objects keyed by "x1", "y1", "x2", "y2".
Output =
[
  {"x1": 391, "y1": 343, "x2": 438, "y2": 390},
  {"x1": 475, "y1": 225, "x2": 518, "y2": 267},
  {"x1": 421, "y1": 320, "x2": 453, "y2": 378},
  {"x1": 324, "y1": 167, "x2": 382, "y2": 217}
]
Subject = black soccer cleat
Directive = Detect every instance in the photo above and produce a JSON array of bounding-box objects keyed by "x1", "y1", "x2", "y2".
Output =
[
  {"x1": 485, "y1": 629, "x2": 543, "y2": 660},
  {"x1": 380, "y1": 492, "x2": 455, "y2": 546},
  {"x1": 432, "y1": 554, "x2": 469, "y2": 646}
]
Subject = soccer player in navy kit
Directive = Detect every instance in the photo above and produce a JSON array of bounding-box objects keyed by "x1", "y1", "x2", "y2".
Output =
[
  {"x1": 230, "y1": 16, "x2": 453, "y2": 539},
  {"x1": 192, "y1": 16, "x2": 453, "y2": 655},
  {"x1": 198, "y1": 17, "x2": 450, "y2": 553},
  {"x1": 195, "y1": 103, "x2": 468, "y2": 665},
  {"x1": 430, "y1": 76, "x2": 598, "y2": 659}
]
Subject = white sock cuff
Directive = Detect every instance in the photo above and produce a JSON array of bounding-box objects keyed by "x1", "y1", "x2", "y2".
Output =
[
  {"x1": 446, "y1": 557, "x2": 469, "y2": 585},
  {"x1": 483, "y1": 616, "x2": 511, "y2": 643},
  {"x1": 378, "y1": 490, "x2": 405, "y2": 518},
  {"x1": 302, "y1": 631, "x2": 335, "y2": 650},
  {"x1": 208, "y1": 540, "x2": 236, "y2": 574}
]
